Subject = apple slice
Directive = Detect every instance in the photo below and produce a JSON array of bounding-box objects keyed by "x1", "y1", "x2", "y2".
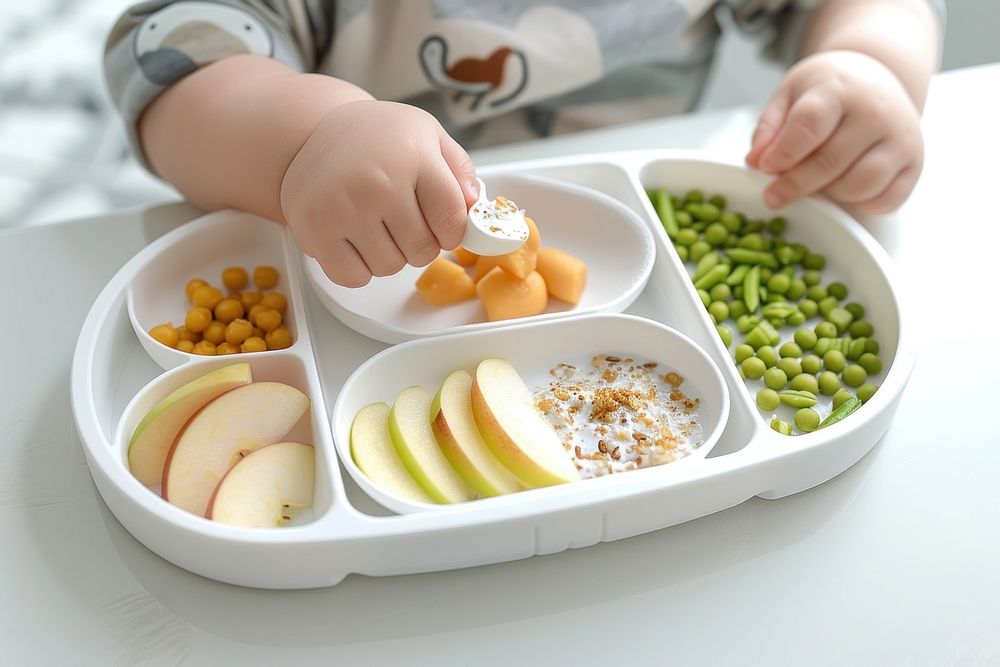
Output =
[
  {"x1": 351, "y1": 402, "x2": 432, "y2": 503},
  {"x1": 431, "y1": 370, "x2": 522, "y2": 497},
  {"x1": 162, "y1": 382, "x2": 309, "y2": 516},
  {"x1": 207, "y1": 442, "x2": 314, "y2": 527},
  {"x1": 472, "y1": 358, "x2": 578, "y2": 487},
  {"x1": 388, "y1": 386, "x2": 474, "y2": 503},
  {"x1": 128, "y1": 363, "x2": 252, "y2": 487}
]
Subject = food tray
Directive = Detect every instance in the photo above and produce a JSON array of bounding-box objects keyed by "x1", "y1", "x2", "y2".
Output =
[{"x1": 71, "y1": 150, "x2": 914, "y2": 589}]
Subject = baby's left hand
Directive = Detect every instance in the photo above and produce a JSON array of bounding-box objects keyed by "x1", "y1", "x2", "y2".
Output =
[{"x1": 746, "y1": 50, "x2": 923, "y2": 214}]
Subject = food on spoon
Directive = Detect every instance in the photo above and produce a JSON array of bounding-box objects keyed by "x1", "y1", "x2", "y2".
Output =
[
  {"x1": 161, "y1": 381, "x2": 310, "y2": 516},
  {"x1": 415, "y1": 257, "x2": 477, "y2": 305},
  {"x1": 128, "y1": 363, "x2": 253, "y2": 487},
  {"x1": 207, "y1": 442, "x2": 315, "y2": 527},
  {"x1": 476, "y1": 269, "x2": 547, "y2": 321},
  {"x1": 351, "y1": 402, "x2": 432, "y2": 503},
  {"x1": 535, "y1": 247, "x2": 588, "y2": 305}
]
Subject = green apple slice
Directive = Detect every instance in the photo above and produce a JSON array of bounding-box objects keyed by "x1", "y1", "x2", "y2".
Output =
[{"x1": 351, "y1": 402, "x2": 432, "y2": 503}]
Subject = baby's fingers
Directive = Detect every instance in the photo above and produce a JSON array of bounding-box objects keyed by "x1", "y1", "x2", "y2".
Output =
[
  {"x1": 853, "y1": 168, "x2": 919, "y2": 215},
  {"x1": 351, "y1": 220, "x2": 408, "y2": 278},
  {"x1": 313, "y1": 239, "x2": 372, "y2": 288},
  {"x1": 824, "y1": 142, "x2": 908, "y2": 204},
  {"x1": 416, "y1": 155, "x2": 470, "y2": 251},
  {"x1": 758, "y1": 91, "x2": 843, "y2": 174},
  {"x1": 384, "y1": 190, "x2": 441, "y2": 267}
]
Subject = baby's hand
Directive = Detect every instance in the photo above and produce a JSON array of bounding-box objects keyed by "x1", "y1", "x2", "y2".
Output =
[
  {"x1": 280, "y1": 100, "x2": 478, "y2": 287},
  {"x1": 746, "y1": 51, "x2": 923, "y2": 214}
]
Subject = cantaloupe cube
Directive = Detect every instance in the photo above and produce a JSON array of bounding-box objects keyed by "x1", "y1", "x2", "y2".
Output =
[
  {"x1": 472, "y1": 217, "x2": 541, "y2": 281},
  {"x1": 452, "y1": 246, "x2": 479, "y2": 267},
  {"x1": 476, "y1": 268, "x2": 548, "y2": 321},
  {"x1": 536, "y1": 247, "x2": 587, "y2": 305},
  {"x1": 524, "y1": 216, "x2": 541, "y2": 252},
  {"x1": 473, "y1": 255, "x2": 501, "y2": 282},
  {"x1": 415, "y1": 257, "x2": 476, "y2": 305}
]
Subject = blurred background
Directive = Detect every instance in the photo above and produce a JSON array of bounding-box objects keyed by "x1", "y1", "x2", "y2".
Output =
[{"x1": 0, "y1": 0, "x2": 997, "y2": 230}]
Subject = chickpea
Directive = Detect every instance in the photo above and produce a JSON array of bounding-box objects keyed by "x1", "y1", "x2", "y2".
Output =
[
  {"x1": 265, "y1": 326, "x2": 293, "y2": 350},
  {"x1": 148, "y1": 323, "x2": 180, "y2": 348},
  {"x1": 255, "y1": 308, "x2": 283, "y2": 333},
  {"x1": 253, "y1": 265, "x2": 279, "y2": 290},
  {"x1": 246, "y1": 304, "x2": 270, "y2": 326},
  {"x1": 191, "y1": 285, "x2": 224, "y2": 309},
  {"x1": 221, "y1": 266, "x2": 248, "y2": 291},
  {"x1": 185, "y1": 278, "x2": 208, "y2": 302},
  {"x1": 214, "y1": 297, "x2": 244, "y2": 324},
  {"x1": 239, "y1": 290, "x2": 263, "y2": 310},
  {"x1": 174, "y1": 326, "x2": 200, "y2": 343},
  {"x1": 260, "y1": 291, "x2": 287, "y2": 313},
  {"x1": 192, "y1": 340, "x2": 217, "y2": 355},
  {"x1": 216, "y1": 342, "x2": 241, "y2": 355},
  {"x1": 241, "y1": 336, "x2": 267, "y2": 353},
  {"x1": 225, "y1": 318, "x2": 253, "y2": 345},
  {"x1": 202, "y1": 320, "x2": 227, "y2": 345},
  {"x1": 185, "y1": 306, "x2": 213, "y2": 333},
  {"x1": 176, "y1": 339, "x2": 195, "y2": 353},
  {"x1": 251, "y1": 326, "x2": 265, "y2": 339}
]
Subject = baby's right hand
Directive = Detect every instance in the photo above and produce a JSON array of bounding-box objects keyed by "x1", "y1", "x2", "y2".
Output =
[{"x1": 280, "y1": 100, "x2": 479, "y2": 287}]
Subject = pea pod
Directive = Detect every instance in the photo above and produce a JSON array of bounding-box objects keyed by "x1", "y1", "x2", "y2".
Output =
[
  {"x1": 819, "y1": 397, "x2": 862, "y2": 428},
  {"x1": 652, "y1": 189, "x2": 679, "y2": 238},
  {"x1": 726, "y1": 264, "x2": 750, "y2": 286},
  {"x1": 778, "y1": 390, "x2": 818, "y2": 408},
  {"x1": 761, "y1": 302, "x2": 797, "y2": 319},
  {"x1": 692, "y1": 252, "x2": 721, "y2": 282},
  {"x1": 743, "y1": 265, "x2": 761, "y2": 312},
  {"x1": 693, "y1": 264, "x2": 730, "y2": 290},
  {"x1": 727, "y1": 248, "x2": 779, "y2": 269}
]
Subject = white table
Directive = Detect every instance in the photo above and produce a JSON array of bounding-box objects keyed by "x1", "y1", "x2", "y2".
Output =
[{"x1": 2, "y1": 63, "x2": 998, "y2": 665}]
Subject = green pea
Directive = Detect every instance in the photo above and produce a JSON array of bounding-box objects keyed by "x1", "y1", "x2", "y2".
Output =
[
  {"x1": 760, "y1": 268, "x2": 773, "y2": 283},
  {"x1": 689, "y1": 240, "x2": 712, "y2": 262},
  {"x1": 733, "y1": 285, "x2": 744, "y2": 299},
  {"x1": 709, "y1": 301, "x2": 730, "y2": 322},
  {"x1": 803, "y1": 253, "x2": 827, "y2": 270},
  {"x1": 734, "y1": 344, "x2": 755, "y2": 364},
  {"x1": 717, "y1": 325, "x2": 734, "y2": 347},
  {"x1": 833, "y1": 389, "x2": 854, "y2": 410},
  {"x1": 705, "y1": 222, "x2": 728, "y2": 246},
  {"x1": 694, "y1": 264, "x2": 730, "y2": 290},
  {"x1": 815, "y1": 322, "x2": 837, "y2": 338},
  {"x1": 685, "y1": 189, "x2": 704, "y2": 203},
  {"x1": 743, "y1": 218, "x2": 765, "y2": 234},
  {"x1": 721, "y1": 211, "x2": 742, "y2": 232},
  {"x1": 767, "y1": 216, "x2": 787, "y2": 235},
  {"x1": 730, "y1": 300, "x2": 748, "y2": 319},
  {"x1": 737, "y1": 233, "x2": 765, "y2": 251},
  {"x1": 813, "y1": 338, "x2": 832, "y2": 356},
  {"x1": 818, "y1": 296, "x2": 840, "y2": 318},
  {"x1": 742, "y1": 357, "x2": 767, "y2": 379},
  {"x1": 843, "y1": 364, "x2": 867, "y2": 388},
  {"x1": 849, "y1": 320, "x2": 874, "y2": 338},
  {"x1": 858, "y1": 352, "x2": 883, "y2": 375},
  {"x1": 675, "y1": 228, "x2": 698, "y2": 247},
  {"x1": 801, "y1": 354, "x2": 822, "y2": 375},
  {"x1": 777, "y1": 342, "x2": 801, "y2": 358},
  {"x1": 767, "y1": 273, "x2": 791, "y2": 294},
  {"x1": 790, "y1": 373, "x2": 819, "y2": 394},
  {"x1": 845, "y1": 302, "x2": 865, "y2": 320},
  {"x1": 806, "y1": 285, "x2": 828, "y2": 301},
  {"x1": 710, "y1": 283, "x2": 732, "y2": 302},
  {"x1": 779, "y1": 390, "x2": 818, "y2": 408},
  {"x1": 847, "y1": 338, "x2": 867, "y2": 361},
  {"x1": 799, "y1": 299, "x2": 819, "y2": 318},
  {"x1": 795, "y1": 408, "x2": 821, "y2": 432},
  {"x1": 776, "y1": 246, "x2": 797, "y2": 265},
  {"x1": 709, "y1": 194, "x2": 727, "y2": 209},
  {"x1": 736, "y1": 314, "x2": 759, "y2": 334},
  {"x1": 827, "y1": 282, "x2": 848, "y2": 300},
  {"x1": 823, "y1": 350, "x2": 847, "y2": 373},
  {"x1": 726, "y1": 264, "x2": 750, "y2": 286},
  {"x1": 697, "y1": 203, "x2": 721, "y2": 222},
  {"x1": 698, "y1": 289, "x2": 711, "y2": 308},
  {"x1": 857, "y1": 383, "x2": 878, "y2": 403},
  {"x1": 675, "y1": 210, "x2": 693, "y2": 227},
  {"x1": 818, "y1": 371, "x2": 841, "y2": 396},
  {"x1": 785, "y1": 278, "x2": 807, "y2": 301},
  {"x1": 794, "y1": 329, "x2": 817, "y2": 350},
  {"x1": 675, "y1": 245, "x2": 689, "y2": 262},
  {"x1": 802, "y1": 269, "x2": 822, "y2": 286},
  {"x1": 787, "y1": 311, "x2": 807, "y2": 326},
  {"x1": 690, "y1": 221, "x2": 707, "y2": 233},
  {"x1": 828, "y1": 307, "x2": 854, "y2": 333},
  {"x1": 790, "y1": 243, "x2": 809, "y2": 263},
  {"x1": 757, "y1": 387, "x2": 781, "y2": 411},
  {"x1": 770, "y1": 418, "x2": 793, "y2": 436},
  {"x1": 780, "y1": 265, "x2": 796, "y2": 279},
  {"x1": 865, "y1": 339, "x2": 880, "y2": 355},
  {"x1": 757, "y1": 345, "x2": 779, "y2": 368},
  {"x1": 725, "y1": 234, "x2": 739, "y2": 248},
  {"x1": 745, "y1": 325, "x2": 770, "y2": 349},
  {"x1": 768, "y1": 317, "x2": 784, "y2": 328},
  {"x1": 764, "y1": 367, "x2": 788, "y2": 390},
  {"x1": 777, "y1": 357, "x2": 803, "y2": 379}
]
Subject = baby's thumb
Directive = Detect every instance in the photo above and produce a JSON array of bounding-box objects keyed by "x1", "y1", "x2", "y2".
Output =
[{"x1": 438, "y1": 129, "x2": 479, "y2": 207}]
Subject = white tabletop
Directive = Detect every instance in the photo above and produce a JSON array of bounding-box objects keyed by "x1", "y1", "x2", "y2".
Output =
[{"x1": 2, "y1": 63, "x2": 999, "y2": 665}]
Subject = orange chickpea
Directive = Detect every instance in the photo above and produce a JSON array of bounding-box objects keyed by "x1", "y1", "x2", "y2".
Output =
[
  {"x1": 246, "y1": 304, "x2": 270, "y2": 326},
  {"x1": 255, "y1": 309, "x2": 283, "y2": 333},
  {"x1": 192, "y1": 340, "x2": 217, "y2": 355},
  {"x1": 265, "y1": 326, "x2": 293, "y2": 350},
  {"x1": 148, "y1": 323, "x2": 180, "y2": 348},
  {"x1": 221, "y1": 266, "x2": 248, "y2": 292},
  {"x1": 185, "y1": 306, "x2": 213, "y2": 333},
  {"x1": 191, "y1": 285, "x2": 224, "y2": 310},
  {"x1": 175, "y1": 326, "x2": 200, "y2": 343},
  {"x1": 202, "y1": 320, "x2": 227, "y2": 345},
  {"x1": 241, "y1": 336, "x2": 267, "y2": 353},
  {"x1": 216, "y1": 342, "x2": 241, "y2": 355},
  {"x1": 185, "y1": 278, "x2": 208, "y2": 302},
  {"x1": 214, "y1": 297, "x2": 244, "y2": 324},
  {"x1": 225, "y1": 318, "x2": 253, "y2": 345},
  {"x1": 176, "y1": 339, "x2": 195, "y2": 353},
  {"x1": 239, "y1": 290, "x2": 263, "y2": 310},
  {"x1": 260, "y1": 291, "x2": 287, "y2": 313},
  {"x1": 251, "y1": 326, "x2": 265, "y2": 339},
  {"x1": 253, "y1": 265, "x2": 279, "y2": 290}
]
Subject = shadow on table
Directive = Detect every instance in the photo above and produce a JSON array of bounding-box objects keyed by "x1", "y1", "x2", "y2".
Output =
[{"x1": 94, "y1": 437, "x2": 885, "y2": 649}]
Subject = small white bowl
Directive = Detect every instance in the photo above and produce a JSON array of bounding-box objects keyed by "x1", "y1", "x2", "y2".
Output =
[{"x1": 306, "y1": 174, "x2": 656, "y2": 344}]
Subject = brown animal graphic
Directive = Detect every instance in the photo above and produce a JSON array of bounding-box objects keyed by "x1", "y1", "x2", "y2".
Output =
[{"x1": 419, "y1": 35, "x2": 528, "y2": 111}]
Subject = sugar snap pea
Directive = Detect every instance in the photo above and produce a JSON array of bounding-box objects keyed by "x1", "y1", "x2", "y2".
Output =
[
  {"x1": 727, "y1": 248, "x2": 779, "y2": 269},
  {"x1": 743, "y1": 265, "x2": 761, "y2": 312},
  {"x1": 653, "y1": 189, "x2": 679, "y2": 238},
  {"x1": 694, "y1": 264, "x2": 730, "y2": 290},
  {"x1": 726, "y1": 264, "x2": 750, "y2": 286},
  {"x1": 819, "y1": 396, "x2": 861, "y2": 428},
  {"x1": 692, "y1": 252, "x2": 721, "y2": 282}
]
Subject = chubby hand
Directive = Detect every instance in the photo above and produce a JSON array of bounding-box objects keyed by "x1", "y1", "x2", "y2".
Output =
[
  {"x1": 280, "y1": 100, "x2": 478, "y2": 287},
  {"x1": 746, "y1": 50, "x2": 923, "y2": 214}
]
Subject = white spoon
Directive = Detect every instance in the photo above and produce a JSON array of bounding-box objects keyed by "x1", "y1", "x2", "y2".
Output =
[{"x1": 461, "y1": 178, "x2": 529, "y2": 256}]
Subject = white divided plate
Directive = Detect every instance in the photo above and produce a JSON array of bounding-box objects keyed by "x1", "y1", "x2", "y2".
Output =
[{"x1": 305, "y1": 174, "x2": 656, "y2": 344}]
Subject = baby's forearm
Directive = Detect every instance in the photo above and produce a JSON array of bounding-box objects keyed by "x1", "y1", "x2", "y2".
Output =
[
  {"x1": 802, "y1": 0, "x2": 940, "y2": 109},
  {"x1": 139, "y1": 54, "x2": 373, "y2": 223}
]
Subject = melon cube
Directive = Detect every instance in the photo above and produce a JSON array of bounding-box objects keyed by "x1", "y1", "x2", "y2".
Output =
[
  {"x1": 415, "y1": 257, "x2": 476, "y2": 305},
  {"x1": 452, "y1": 246, "x2": 479, "y2": 267},
  {"x1": 472, "y1": 217, "x2": 541, "y2": 281},
  {"x1": 476, "y1": 268, "x2": 548, "y2": 321},
  {"x1": 536, "y1": 247, "x2": 587, "y2": 305}
]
